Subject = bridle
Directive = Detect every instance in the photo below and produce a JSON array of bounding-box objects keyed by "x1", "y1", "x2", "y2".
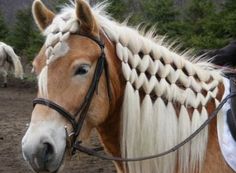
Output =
[
  {"x1": 32, "y1": 33, "x2": 236, "y2": 162},
  {"x1": 33, "y1": 33, "x2": 111, "y2": 155}
]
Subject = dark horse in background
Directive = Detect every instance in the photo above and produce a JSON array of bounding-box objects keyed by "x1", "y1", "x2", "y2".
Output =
[
  {"x1": 203, "y1": 40, "x2": 236, "y2": 67},
  {"x1": 204, "y1": 40, "x2": 236, "y2": 150}
]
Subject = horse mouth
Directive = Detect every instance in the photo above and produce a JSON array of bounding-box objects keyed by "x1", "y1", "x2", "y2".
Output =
[
  {"x1": 26, "y1": 155, "x2": 65, "y2": 173},
  {"x1": 23, "y1": 143, "x2": 67, "y2": 173}
]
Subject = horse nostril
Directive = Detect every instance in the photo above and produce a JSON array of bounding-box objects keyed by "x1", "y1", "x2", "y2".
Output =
[
  {"x1": 43, "y1": 142, "x2": 54, "y2": 163},
  {"x1": 22, "y1": 140, "x2": 57, "y2": 172}
]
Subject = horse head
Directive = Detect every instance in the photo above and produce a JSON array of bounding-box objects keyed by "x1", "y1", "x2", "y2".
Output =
[
  {"x1": 22, "y1": 1, "x2": 233, "y2": 173},
  {"x1": 22, "y1": 0, "x2": 123, "y2": 172}
]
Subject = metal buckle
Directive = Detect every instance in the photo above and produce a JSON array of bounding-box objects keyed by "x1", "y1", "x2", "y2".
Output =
[{"x1": 65, "y1": 126, "x2": 76, "y2": 156}]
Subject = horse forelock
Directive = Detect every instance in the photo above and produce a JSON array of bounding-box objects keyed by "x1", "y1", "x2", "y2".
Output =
[
  {"x1": 37, "y1": 1, "x2": 109, "y2": 97},
  {"x1": 38, "y1": 5, "x2": 78, "y2": 97}
]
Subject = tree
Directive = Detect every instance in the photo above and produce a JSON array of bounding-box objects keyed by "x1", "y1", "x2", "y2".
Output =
[
  {"x1": 220, "y1": 0, "x2": 236, "y2": 39},
  {"x1": 141, "y1": 0, "x2": 177, "y2": 24},
  {"x1": 140, "y1": 0, "x2": 181, "y2": 37},
  {"x1": 7, "y1": 8, "x2": 43, "y2": 60},
  {"x1": 55, "y1": 0, "x2": 69, "y2": 11},
  {"x1": 24, "y1": 29, "x2": 44, "y2": 61},
  {"x1": 107, "y1": 0, "x2": 127, "y2": 21},
  {"x1": 8, "y1": 8, "x2": 33, "y2": 51},
  {"x1": 0, "y1": 10, "x2": 8, "y2": 42},
  {"x1": 185, "y1": 0, "x2": 215, "y2": 23},
  {"x1": 181, "y1": 0, "x2": 227, "y2": 50}
]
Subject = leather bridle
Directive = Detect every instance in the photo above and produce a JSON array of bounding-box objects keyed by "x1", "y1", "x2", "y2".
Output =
[
  {"x1": 32, "y1": 33, "x2": 236, "y2": 162},
  {"x1": 33, "y1": 34, "x2": 111, "y2": 155}
]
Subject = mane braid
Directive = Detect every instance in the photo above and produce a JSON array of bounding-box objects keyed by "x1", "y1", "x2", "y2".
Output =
[
  {"x1": 38, "y1": 2, "x2": 225, "y2": 173},
  {"x1": 92, "y1": 3, "x2": 224, "y2": 173}
]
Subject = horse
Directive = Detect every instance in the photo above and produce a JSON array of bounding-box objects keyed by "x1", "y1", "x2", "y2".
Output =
[
  {"x1": 0, "y1": 42, "x2": 24, "y2": 87},
  {"x1": 22, "y1": 0, "x2": 236, "y2": 173},
  {"x1": 200, "y1": 40, "x2": 236, "y2": 67}
]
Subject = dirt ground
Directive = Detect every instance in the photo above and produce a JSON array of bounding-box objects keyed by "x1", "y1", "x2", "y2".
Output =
[{"x1": 0, "y1": 77, "x2": 115, "y2": 173}]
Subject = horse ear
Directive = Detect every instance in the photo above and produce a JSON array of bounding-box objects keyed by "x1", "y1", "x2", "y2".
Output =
[
  {"x1": 75, "y1": 0, "x2": 99, "y2": 36},
  {"x1": 32, "y1": 0, "x2": 55, "y2": 31}
]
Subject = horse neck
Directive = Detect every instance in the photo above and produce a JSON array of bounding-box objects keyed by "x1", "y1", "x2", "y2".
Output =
[
  {"x1": 97, "y1": 23, "x2": 225, "y2": 173},
  {"x1": 96, "y1": 32, "x2": 125, "y2": 170}
]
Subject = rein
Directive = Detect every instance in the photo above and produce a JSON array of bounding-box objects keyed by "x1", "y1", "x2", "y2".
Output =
[
  {"x1": 74, "y1": 92, "x2": 236, "y2": 161},
  {"x1": 32, "y1": 34, "x2": 236, "y2": 162}
]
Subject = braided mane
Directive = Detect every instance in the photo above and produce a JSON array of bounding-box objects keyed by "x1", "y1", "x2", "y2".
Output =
[
  {"x1": 38, "y1": 2, "x2": 225, "y2": 173},
  {"x1": 93, "y1": 4, "x2": 224, "y2": 173}
]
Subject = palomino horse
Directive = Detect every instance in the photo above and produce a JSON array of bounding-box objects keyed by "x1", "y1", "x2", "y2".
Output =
[
  {"x1": 0, "y1": 42, "x2": 23, "y2": 87},
  {"x1": 22, "y1": 0, "x2": 236, "y2": 173}
]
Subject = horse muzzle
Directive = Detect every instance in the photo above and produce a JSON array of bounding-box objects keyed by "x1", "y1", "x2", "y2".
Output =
[
  {"x1": 22, "y1": 141, "x2": 56, "y2": 172},
  {"x1": 22, "y1": 122, "x2": 67, "y2": 173}
]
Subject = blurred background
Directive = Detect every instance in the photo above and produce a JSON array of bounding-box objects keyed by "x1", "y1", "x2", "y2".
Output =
[{"x1": 0, "y1": 0, "x2": 235, "y2": 62}]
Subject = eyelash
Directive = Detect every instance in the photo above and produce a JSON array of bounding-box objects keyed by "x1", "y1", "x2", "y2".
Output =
[{"x1": 75, "y1": 64, "x2": 90, "y2": 75}]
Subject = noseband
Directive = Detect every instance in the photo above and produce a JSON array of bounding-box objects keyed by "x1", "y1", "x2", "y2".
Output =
[{"x1": 33, "y1": 34, "x2": 111, "y2": 155}]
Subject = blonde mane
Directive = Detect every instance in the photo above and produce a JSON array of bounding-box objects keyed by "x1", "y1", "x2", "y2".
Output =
[
  {"x1": 94, "y1": 3, "x2": 224, "y2": 173},
  {"x1": 38, "y1": 2, "x2": 225, "y2": 173}
]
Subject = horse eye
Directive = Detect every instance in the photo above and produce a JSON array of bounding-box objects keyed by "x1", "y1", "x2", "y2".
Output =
[{"x1": 75, "y1": 64, "x2": 90, "y2": 75}]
